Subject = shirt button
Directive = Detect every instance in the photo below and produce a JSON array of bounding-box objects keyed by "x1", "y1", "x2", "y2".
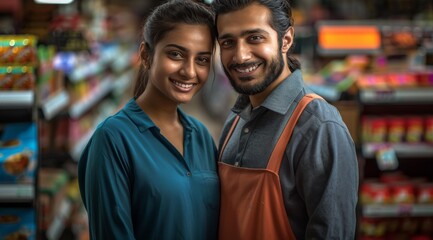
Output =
[
  {"x1": 186, "y1": 172, "x2": 191, "y2": 176},
  {"x1": 243, "y1": 128, "x2": 250, "y2": 134}
]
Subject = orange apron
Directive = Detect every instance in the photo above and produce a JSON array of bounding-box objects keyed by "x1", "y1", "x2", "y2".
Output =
[{"x1": 218, "y1": 94, "x2": 321, "y2": 240}]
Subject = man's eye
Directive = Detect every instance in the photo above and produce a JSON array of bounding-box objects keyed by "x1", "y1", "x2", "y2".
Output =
[
  {"x1": 220, "y1": 40, "x2": 234, "y2": 48},
  {"x1": 250, "y1": 35, "x2": 263, "y2": 41}
]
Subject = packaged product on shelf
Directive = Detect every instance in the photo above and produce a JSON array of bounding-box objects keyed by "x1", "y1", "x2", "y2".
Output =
[
  {"x1": 0, "y1": 66, "x2": 35, "y2": 91},
  {"x1": 417, "y1": 183, "x2": 433, "y2": 204},
  {"x1": 390, "y1": 182, "x2": 416, "y2": 204},
  {"x1": 424, "y1": 116, "x2": 433, "y2": 143},
  {"x1": 0, "y1": 208, "x2": 36, "y2": 240},
  {"x1": 387, "y1": 117, "x2": 406, "y2": 143},
  {"x1": 0, "y1": 122, "x2": 38, "y2": 183},
  {"x1": 360, "y1": 180, "x2": 391, "y2": 204},
  {"x1": 362, "y1": 117, "x2": 388, "y2": 143},
  {"x1": 37, "y1": 45, "x2": 65, "y2": 102},
  {"x1": 0, "y1": 35, "x2": 37, "y2": 65},
  {"x1": 359, "y1": 217, "x2": 387, "y2": 237},
  {"x1": 406, "y1": 117, "x2": 424, "y2": 143}
]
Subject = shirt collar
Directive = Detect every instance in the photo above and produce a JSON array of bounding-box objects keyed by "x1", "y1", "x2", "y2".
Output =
[
  {"x1": 123, "y1": 98, "x2": 197, "y2": 133},
  {"x1": 231, "y1": 69, "x2": 305, "y2": 115}
]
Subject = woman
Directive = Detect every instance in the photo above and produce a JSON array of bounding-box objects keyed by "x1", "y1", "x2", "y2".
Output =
[{"x1": 78, "y1": 1, "x2": 219, "y2": 239}]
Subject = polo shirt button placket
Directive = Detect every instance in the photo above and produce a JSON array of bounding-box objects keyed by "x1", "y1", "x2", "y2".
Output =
[
  {"x1": 243, "y1": 128, "x2": 249, "y2": 134},
  {"x1": 186, "y1": 172, "x2": 192, "y2": 177}
]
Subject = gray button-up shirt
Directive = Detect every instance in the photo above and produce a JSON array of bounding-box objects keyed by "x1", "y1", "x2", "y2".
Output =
[{"x1": 219, "y1": 69, "x2": 359, "y2": 239}]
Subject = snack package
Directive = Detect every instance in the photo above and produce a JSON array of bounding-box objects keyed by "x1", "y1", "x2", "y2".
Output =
[
  {"x1": 0, "y1": 35, "x2": 37, "y2": 65},
  {"x1": 0, "y1": 122, "x2": 38, "y2": 183},
  {"x1": 0, "y1": 208, "x2": 36, "y2": 240},
  {"x1": 0, "y1": 66, "x2": 35, "y2": 91}
]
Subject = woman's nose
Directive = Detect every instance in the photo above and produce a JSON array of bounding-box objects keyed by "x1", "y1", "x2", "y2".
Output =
[{"x1": 180, "y1": 59, "x2": 197, "y2": 79}]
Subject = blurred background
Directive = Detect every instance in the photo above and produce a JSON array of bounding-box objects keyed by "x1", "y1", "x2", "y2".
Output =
[{"x1": 0, "y1": 0, "x2": 433, "y2": 239}]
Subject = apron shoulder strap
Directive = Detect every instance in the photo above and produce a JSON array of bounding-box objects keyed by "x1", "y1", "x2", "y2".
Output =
[
  {"x1": 218, "y1": 115, "x2": 240, "y2": 162},
  {"x1": 267, "y1": 93, "x2": 323, "y2": 172}
]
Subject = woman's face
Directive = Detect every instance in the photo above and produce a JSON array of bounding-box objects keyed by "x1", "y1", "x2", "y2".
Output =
[{"x1": 146, "y1": 23, "x2": 213, "y2": 105}]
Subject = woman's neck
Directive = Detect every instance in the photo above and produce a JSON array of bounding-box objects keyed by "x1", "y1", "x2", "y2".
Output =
[{"x1": 136, "y1": 89, "x2": 180, "y2": 127}]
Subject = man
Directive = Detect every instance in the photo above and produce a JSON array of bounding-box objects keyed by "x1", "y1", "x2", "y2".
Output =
[{"x1": 212, "y1": 0, "x2": 359, "y2": 239}]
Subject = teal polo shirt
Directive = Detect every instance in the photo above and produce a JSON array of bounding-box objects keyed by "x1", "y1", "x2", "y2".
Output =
[{"x1": 78, "y1": 99, "x2": 219, "y2": 240}]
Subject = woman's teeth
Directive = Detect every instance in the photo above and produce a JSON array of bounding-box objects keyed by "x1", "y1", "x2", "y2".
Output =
[{"x1": 172, "y1": 80, "x2": 195, "y2": 89}]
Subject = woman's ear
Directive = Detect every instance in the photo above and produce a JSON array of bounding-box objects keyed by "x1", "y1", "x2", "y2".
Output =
[
  {"x1": 281, "y1": 27, "x2": 294, "y2": 54},
  {"x1": 140, "y1": 42, "x2": 150, "y2": 69}
]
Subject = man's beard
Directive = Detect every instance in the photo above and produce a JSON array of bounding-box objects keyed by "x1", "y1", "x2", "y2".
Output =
[{"x1": 223, "y1": 53, "x2": 285, "y2": 95}]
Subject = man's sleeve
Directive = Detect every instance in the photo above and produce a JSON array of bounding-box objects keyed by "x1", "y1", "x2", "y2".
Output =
[{"x1": 297, "y1": 121, "x2": 359, "y2": 239}]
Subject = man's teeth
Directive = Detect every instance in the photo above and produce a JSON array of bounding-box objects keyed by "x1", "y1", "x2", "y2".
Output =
[
  {"x1": 173, "y1": 80, "x2": 194, "y2": 88},
  {"x1": 236, "y1": 65, "x2": 258, "y2": 73}
]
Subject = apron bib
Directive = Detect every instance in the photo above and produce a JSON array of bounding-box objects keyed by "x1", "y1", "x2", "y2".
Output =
[{"x1": 218, "y1": 94, "x2": 321, "y2": 240}]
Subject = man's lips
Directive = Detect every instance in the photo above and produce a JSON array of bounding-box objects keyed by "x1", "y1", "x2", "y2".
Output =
[{"x1": 230, "y1": 62, "x2": 262, "y2": 75}]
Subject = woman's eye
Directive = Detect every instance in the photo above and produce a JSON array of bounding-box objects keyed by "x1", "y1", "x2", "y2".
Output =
[
  {"x1": 196, "y1": 56, "x2": 210, "y2": 65},
  {"x1": 168, "y1": 51, "x2": 182, "y2": 59}
]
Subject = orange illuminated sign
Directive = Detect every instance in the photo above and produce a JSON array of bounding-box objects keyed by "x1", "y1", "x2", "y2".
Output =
[{"x1": 318, "y1": 25, "x2": 381, "y2": 51}]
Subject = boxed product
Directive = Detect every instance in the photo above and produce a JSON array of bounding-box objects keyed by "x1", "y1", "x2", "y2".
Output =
[
  {"x1": 0, "y1": 122, "x2": 38, "y2": 183},
  {"x1": 0, "y1": 208, "x2": 36, "y2": 240}
]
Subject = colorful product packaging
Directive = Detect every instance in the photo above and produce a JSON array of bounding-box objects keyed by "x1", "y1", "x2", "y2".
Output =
[
  {"x1": 0, "y1": 122, "x2": 38, "y2": 183},
  {"x1": 390, "y1": 182, "x2": 416, "y2": 204},
  {"x1": 0, "y1": 66, "x2": 35, "y2": 91},
  {"x1": 405, "y1": 117, "x2": 424, "y2": 143},
  {"x1": 387, "y1": 117, "x2": 406, "y2": 143},
  {"x1": 417, "y1": 183, "x2": 433, "y2": 204},
  {"x1": 0, "y1": 35, "x2": 37, "y2": 65},
  {"x1": 424, "y1": 116, "x2": 433, "y2": 143},
  {"x1": 0, "y1": 208, "x2": 36, "y2": 240},
  {"x1": 361, "y1": 181, "x2": 391, "y2": 204}
]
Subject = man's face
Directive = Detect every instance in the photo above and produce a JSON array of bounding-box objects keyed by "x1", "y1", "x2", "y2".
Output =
[{"x1": 216, "y1": 3, "x2": 285, "y2": 95}]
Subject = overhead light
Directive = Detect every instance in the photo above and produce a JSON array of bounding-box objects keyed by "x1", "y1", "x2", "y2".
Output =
[{"x1": 34, "y1": 0, "x2": 74, "y2": 4}]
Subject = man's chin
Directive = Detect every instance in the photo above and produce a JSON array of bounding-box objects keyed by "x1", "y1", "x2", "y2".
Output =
[{"x1": 232, "y1": 84, "x2": 261, "y2": 95}]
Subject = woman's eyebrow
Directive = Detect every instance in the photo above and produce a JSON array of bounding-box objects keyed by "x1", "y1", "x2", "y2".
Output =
[{"x1": 165, "y1": 44, "x2": 212, "y2": 55}]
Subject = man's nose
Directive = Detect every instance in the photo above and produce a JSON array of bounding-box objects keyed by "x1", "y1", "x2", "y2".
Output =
[{"x1": 233, "y1": 42, "x2": 251, "y2": 63}]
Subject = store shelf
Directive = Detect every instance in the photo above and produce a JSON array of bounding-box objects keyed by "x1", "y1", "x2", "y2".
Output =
[
  {"x1": 363, "y1": 203, "x2": 433, "y2": 218},
  {"x1": 309, "y1": 84, "x2": 341, "y2": 102},
  {"x1": 362, "y1": 143, "x2": 433, "y2": 158},
  {"x1": 69, "y1": 77, "x2": 114, "y2": 119},
  {"x1": 70, "y1": 129, "x2": 94, "y2": 162},
  {"x1": 46, "y1": 198, "x2": 72, "y2": 240},
  {"x1": 40, "y1": 90, "x2": 70, "y2": 120},
  {"x1": 68, "y1": 60, "x2": 105, "y2": 83},
  {"x1": 0, "y1": 91, "x2": 34, "y2": 108},
  {"x1": 360, "y1": 88, "x2": 433, "y2": 104},
  {"x1": 113, "y1": 69, "x2": 135, "y2": 95},
  {"x1": 0, "y1": 183, "x2": 35, "y2": 202}
]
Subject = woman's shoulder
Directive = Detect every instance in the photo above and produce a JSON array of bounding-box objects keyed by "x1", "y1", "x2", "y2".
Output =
[
  {"x1": 93, "y1": 111, "x2": 132, "y2": 136},
  {"x1": 184, "y1": 114, "x2": 209, "y2": 132}
]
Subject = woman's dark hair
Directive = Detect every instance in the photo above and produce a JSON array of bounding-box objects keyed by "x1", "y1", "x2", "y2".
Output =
[
  {"x1": 211, "y1": 0, "x2": 300, "y2": 72},
  {"x1": 133, "y1": 0, "x2": 216, "y2": 98}
]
